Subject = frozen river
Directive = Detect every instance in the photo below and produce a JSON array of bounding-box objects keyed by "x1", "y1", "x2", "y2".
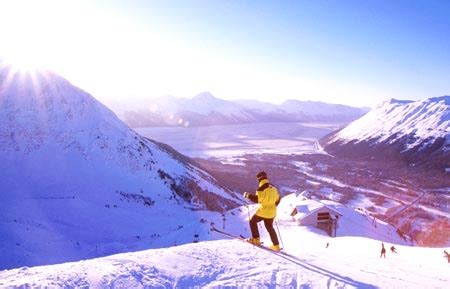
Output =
[{"x1": 135, "y1": 122, "x2": 342, "y2": 159}]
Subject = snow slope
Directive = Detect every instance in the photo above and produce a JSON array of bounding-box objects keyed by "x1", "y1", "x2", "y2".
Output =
[
  {"x1": 1, "y1": 194, "x2": 447, "y2": 288},
  {"x1": 0, "y1": 66, "x2": 242, "y2": 269}
]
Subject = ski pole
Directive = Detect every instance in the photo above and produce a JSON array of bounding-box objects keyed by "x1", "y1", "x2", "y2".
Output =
[
  {"x1": 275, "y1": 218, "x2": 285, "y2": 249},
  {"x1": 245, "y1": 201, "x2": 258, "y2": 250},
  {"x1": 246, "y1": 203, "x2": 251, "y2": 222}
]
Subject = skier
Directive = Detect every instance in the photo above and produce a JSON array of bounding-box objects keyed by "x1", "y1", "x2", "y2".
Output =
[
  {"x1": 390, "y1": 245, "x2": 398, "y2": 253},
  {"x1": 243, "y1": 171, "x2": 281, "y2": 251},
  {"x1": 444, "y1": 250, "x2": 450, "y2": 263},
  {"x1": 380, "y1": 243, "x2": 386, "y2": 258}
]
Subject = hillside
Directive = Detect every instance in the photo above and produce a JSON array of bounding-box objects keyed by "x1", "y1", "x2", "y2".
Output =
[{"x1": 0, "y1": 66, "x2": 242, "y2": 269}]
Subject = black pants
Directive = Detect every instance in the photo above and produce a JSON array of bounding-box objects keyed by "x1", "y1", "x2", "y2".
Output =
[{"x1": 250, "y1": 214, "x2": 279, "y2": 246}]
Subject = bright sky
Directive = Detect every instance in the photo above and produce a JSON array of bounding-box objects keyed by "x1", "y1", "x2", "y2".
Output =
[{"x1": 0, "y1": 0, "x2": 449, "y2": 108}]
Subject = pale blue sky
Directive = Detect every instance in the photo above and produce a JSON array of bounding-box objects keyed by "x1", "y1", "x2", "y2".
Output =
[{"x1": 1, "y1": 0, "x2": 449, "y2": 107}]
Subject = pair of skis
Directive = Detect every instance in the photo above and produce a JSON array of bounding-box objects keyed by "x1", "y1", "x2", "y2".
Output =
[
  {"x1": 210, "y1": 226, "x2": 287, "y2": 255},
  {"x1": 211, "y1": 226, "x2": 309, "y2": 268}
]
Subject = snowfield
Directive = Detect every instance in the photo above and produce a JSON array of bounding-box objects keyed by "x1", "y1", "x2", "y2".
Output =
[
  {"x1": 1, "y1": 194, "x2": 448, "y2": 288},
  {"x1": 0, "y1": 228, "x2": 448, "y2": 288}
]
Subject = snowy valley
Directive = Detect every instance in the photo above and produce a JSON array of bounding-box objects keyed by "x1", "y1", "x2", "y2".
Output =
[{"x1": 137, "y1": 96, "x2": 449, "y2": 247}]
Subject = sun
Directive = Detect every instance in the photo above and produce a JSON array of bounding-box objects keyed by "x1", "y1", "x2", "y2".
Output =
[
  {"x1": 0, "y1": 0, "x2": 128, "y2": 87},
  {"x1": 0, "y1": 1, "x2": 60, "y2": 72},
  {"x1": 0, "y1": 0, "x2": 97, "y2": 74},
  {"x1": 2, "y1": 49, "x2": 47, "y2": 73}
]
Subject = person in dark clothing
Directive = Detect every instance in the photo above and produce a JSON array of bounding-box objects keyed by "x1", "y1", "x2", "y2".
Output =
[
  {"x1": 380, "y1": 243, "x2": 386, "y2": 258},
  {"x1": 390, "y1": 245, "x2": 398, "y2": 253},
  {"x1": 243, "y1": 171, "x2": 281, "y2": 251},
  {"x1": 444, "y1": 250, "x2": 450, "y2": 263}
]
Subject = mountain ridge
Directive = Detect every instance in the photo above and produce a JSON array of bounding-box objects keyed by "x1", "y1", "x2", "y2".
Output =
[
  {"x1": 0, "y1": 66, "x2": 242, "y2": 269},
  {"x1": 321, "y1": 96, "x2": 450, "y2": 170},
  {"x1": 121, "y1": 92, "x2": 369, "y2": 127}
]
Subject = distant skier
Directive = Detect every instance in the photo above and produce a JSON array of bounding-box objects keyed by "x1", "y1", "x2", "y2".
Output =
[
  {"x1": 390, "y1": 245, "x2": 397, "y2": 254},
  {"x1": 380, "y1": 243, "x2": 386, "y2": 258},
  {"x1": 243, "y1": 171, "x2": 281, "y2": 251},
  {"x1": 444, "y1": 250, "x2": 450, "y2": 263}
]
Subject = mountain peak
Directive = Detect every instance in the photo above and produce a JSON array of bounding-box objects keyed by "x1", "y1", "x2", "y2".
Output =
[
  {"x1": 384, "y1": 98, "x2": 414, "y2": 105},
  {"x1": 427, "y1": 95, "x2": 450, "y2": 105},
  {"x1": 193, "y1": 91, "x2": 216, "y2": 100},
  {"x1": 0, "y1": 65, "x2": 127, "y2": 143}
]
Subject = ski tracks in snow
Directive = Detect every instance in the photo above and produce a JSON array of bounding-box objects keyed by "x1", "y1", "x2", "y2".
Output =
[{"x1": 1, "y1": 239, "x2": 448, "y2": 288}]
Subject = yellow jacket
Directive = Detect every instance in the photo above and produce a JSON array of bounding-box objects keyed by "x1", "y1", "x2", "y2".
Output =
[{"x1": 255, "y1": 179, "x2": 280, "y2": 219}]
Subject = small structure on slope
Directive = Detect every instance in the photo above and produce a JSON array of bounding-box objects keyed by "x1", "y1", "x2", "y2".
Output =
[{"x1": 279, "y1": 192, "x2": 342, "y2": 237}]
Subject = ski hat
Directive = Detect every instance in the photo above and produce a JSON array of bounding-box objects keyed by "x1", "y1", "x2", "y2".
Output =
[{"x1": 256, "y1": 171, "x2": 268, "y2": 181}]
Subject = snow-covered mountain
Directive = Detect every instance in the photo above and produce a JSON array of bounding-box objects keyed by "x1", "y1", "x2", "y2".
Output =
[
  {"x1": 122, "y1": 92, "x2": 369, "y2": 127},
  {"x1": 234, "y1": 98, "x2": 280, "y2": 113},
  {"x1": 124, "y1": 92, "x2": 257, "y2": 127},
  {"x1": 279, "y1": 99, "x2": 369, "y2": 122},
  {"x1": 0, "y1": 66, "x2": 243, "y2": 269},
  {"x1": 322, "y1": 96, "x2": 450, "y2": 169},
  {"x1": 2, "y1": 193, "x2": 446, "y2": 288}
]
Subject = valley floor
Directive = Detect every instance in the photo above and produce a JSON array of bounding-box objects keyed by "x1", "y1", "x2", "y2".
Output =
[{"x1": 136, "y1": 122, "x2": 341, "y2": 159}]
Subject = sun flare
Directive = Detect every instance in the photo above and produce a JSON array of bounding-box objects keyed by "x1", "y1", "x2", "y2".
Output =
[
  {"x1": 0, "y1": 1, "x2": 65, "y2": 72},
  {"x1": 2, "y1": 49, "x2": 47, "y2": 73},
  {"x1": 0, "y1": 0, "x2": 102, "y2": 76}
]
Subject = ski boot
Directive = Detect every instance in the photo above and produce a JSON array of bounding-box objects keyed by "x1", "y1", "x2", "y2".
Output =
[
  {"x1": 269, "y1": 244, "x2": 281, "y2": 251},
  {"x1": 247, "y1": 237, "x2": 261, "y2": 246}
]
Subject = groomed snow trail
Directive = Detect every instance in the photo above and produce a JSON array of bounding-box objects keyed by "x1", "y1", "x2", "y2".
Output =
[{"x1": 0, "y1": 238, "x2": 448, "y2": 288}]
